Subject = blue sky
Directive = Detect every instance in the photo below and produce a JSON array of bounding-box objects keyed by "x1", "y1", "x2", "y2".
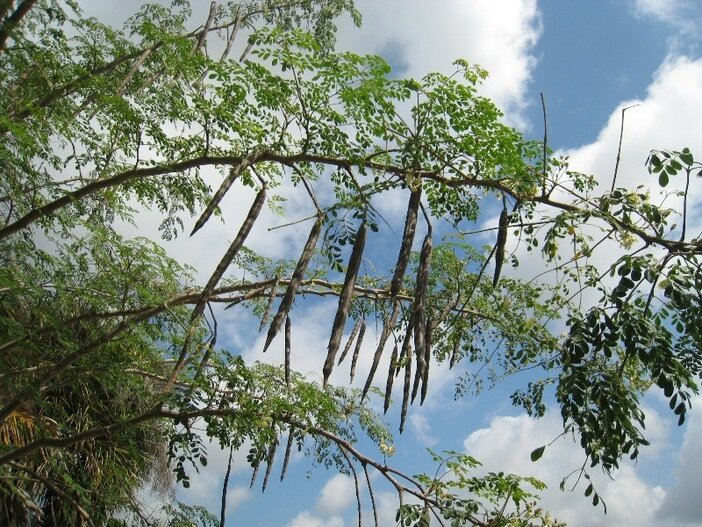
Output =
[{"x1": 78, "y1": 1, "x2": 702, "y2": 525}]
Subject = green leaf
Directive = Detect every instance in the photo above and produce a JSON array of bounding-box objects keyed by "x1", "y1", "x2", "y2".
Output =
[{"x1": 530, "y1": 446, "x2": 546, "y2": 462}]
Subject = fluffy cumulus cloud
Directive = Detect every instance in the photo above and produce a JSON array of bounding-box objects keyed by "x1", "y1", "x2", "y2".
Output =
[
  {"x1": 338, "y1": 0, "x2": 542, "y2": 128},
  {"x1": 634, "y1": 0, "x2": 684, "y2": 20},
  {"x1": 656, "y1": 396, "x2": 702, "y2": 525},
  {"x1": 462, "y1": 397, "x2": 702, "y2": 527},
  {"x1": 550, "y1": 54, "x2": 702, "y2": 280},
  {"x1": 565, "y1": 55, "x2": 702, "y2": 197},
  {"x1": 507, "y1": 53, "x2": 702, "y2": 294},
  {"x1": 285, "y1": 511, "x2": 345, "y2": 527},
  {"x1": 409, "y1": 413, "x2": 438, "y2": 447},
  {"x1": 315, "y1": 474, "x2": 356, "y2": 516},
  {"x1": 462, "y1": 409, "x2": 661, "y2": 527},
  {"x1": 632, "y1": 0, "x2": 702, "y2": 38},
  {"x1": 280, "y1": 474, "x2": 354, "y2": 527}
]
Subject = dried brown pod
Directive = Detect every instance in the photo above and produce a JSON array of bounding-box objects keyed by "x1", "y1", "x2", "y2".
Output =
[
  {"x1": 190, "y1": 149, "x2": 266, "y2": 236},
  {"x1": 362, "y1": 299, "x2": 400, "y2": 399},
  {"x1": 323, "y1": 221, "x2": 367, "y2": 386},
  {"x1": 280, "y1": 429, "x2": 295, "y2": 481},
  {"x1": 493, "y1": 207, "x2": 509, "y2": 288},
  {"x1": 263, "y1": 216, "x2": 322, "y2": 352},
  {"x1": 394, "y1": 324, "x2": 412, "y2": 378},
  {"x1": 284, "y1": 315, "x2": 291, "y2": 386},
  {"x1": 259, "y1": 276, "x2": 280, "y2": 332},
  {"x1": 383, "y1": 344, "x2": 399, "y2": 414},
  {"x1": 249, "y1": 462, "x2": 260, "y2": 489},
  {"x1": 338, "y1": 317, "x2": 362, "y2": 366},
  {"x1": 369, "y1": 298, "x2": 403, "y2": 384},
  {"x1": 420, "y1": 317, "x2": 434, "y2": 405},
  {"x1": 390, "y1": 189, "x2": 421, "y2": 297},
  {"x1": 362, "y1": 325, "x2": 391, "y2": 400},
  {"x1": 411, "y1": 233, "x2": 432, "y2": 402},
  {"x1": 349, "y1": 319, "x2": 366, "y2": 383},
  {"x1": 411, "y1": 335, "x2": 425, "y2": 403},
  {"x1": 261, "y1": 441, "x2": 277, "y2": 493},
  {"x1": 399, "y1": 335, "x2": 413, "y2": 434},
  {"x1": 192, "y1": 187, "x2": 266, "y2": 322}
]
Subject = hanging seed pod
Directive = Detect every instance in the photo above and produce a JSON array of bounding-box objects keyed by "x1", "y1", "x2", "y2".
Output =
[
  {"x1": 411, "y1": 233, "x2": 432, "y2": 402},
  {"x1": 191, "y1": 149, "x2": 265, "y2": 236},
  {"x1": 399, "y1": 336, "x2": 413, "y2": 434},
  {"x1": 284, "y1": 315, "x2": 291, "y2": 386},
  {"x1": 338, "y1": 317, "x2": 362, "y2": 365},
  {"x1": 349, "y1": 319, "x2": 366, "y2": 383},
  {"x1": 259, "y1": 276, "x2": 280, "y2": 332},
  {"x1": 192, "y1": 187, "x2": 266, "y2": 322},
  {"x1": 362, "y1": 323, "x2": 392, "y2": 400},
  {"x1": 420, "y1": 317, "x2": 434, "y2": 405},
  {"x1": 280, "y1": 429, "x2": 295, "y2": 481},
  {"x1": 390, "y1": 189, "x2": 421, "y2": 297},
  {"x1": 383, "y1": 344, "x2": 399, "y2": 414},
  {"x1": 323, "y1": 221, "x2": 367, "y2": 386},
  {"x1": 263, "y1": 216, "x2": 322, "y2": 352},
  {"x1": 411, "y1": 332, "x2": 425, "y2": 403},
  {"x1": 261, "y1": 441, "x2": 277, "y2": 493},
  {"x1": 395, "y1": 324, "x2": 412, "y2": 378},
  {"x1": 249, "y1": 461, "x2": 260, "y2": 488},
  {"x1": 493, "y1": 208, "x2": 509, "y2": 288},
  {"x1": 359, "y1": 303, "x2": 402, "y2": 401},
  {"x1": 220, "y1": 445, "x2": 234, "y2": 527}
]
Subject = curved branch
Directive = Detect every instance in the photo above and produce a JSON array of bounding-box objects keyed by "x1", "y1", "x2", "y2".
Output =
[
  {"x1": 0, "y1": 0, "x2": 36, "y2": 52},
  {"x1": 0, "y1": 405, "x2": 487, "y2": 525}
]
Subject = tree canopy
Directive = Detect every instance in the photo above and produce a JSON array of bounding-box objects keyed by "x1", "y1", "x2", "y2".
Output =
[{"x1": 1, "y1": 1, "x2": 701, "y2": 526}]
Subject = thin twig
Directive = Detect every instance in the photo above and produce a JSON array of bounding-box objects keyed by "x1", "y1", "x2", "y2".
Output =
[
  {"x1": 363, "y1": 463, "x2": 379, "y2": 527},
  {"x1": 220, "y1": 445, "x2": 234, "y2": 527},
  {"x1": 611, "y1": 104, "x2": 639, "y2": 191},
  {"x1": 540, "y1": 92, "x2": 548, "y2": 197},
  {"x1": 681, "y1": 166, "x2": 691, "y2": 242},
  {"x1": 337, "y1": 445, "x2": 363, "y2": 527}
]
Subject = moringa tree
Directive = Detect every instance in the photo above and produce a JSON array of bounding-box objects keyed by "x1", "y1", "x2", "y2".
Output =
[{"x1": 1, "y1": 1, "x2": 701, "y2": 525}]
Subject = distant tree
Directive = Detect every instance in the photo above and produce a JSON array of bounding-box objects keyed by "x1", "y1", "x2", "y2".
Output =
[{"x1": 1, "y1": 1, "x2": 700, "y2": 526}]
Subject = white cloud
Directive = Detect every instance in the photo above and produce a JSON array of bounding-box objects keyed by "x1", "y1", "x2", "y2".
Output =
[
  {"x1": 504, "y1": 54, "x2": 702, "y2": 301},
  {"x1": 656, "y1": 396, "x2": 702, "y2": 525},
  {"x1": 633, "y1": 0, "x2": 684, "y2": 21},
  {"x1": 632, "y1": 0, "x2": 702, "y2": 38},
  {"x1": 462, "y1": 409, "x2": 668, "y2": 527},
  {"x1": 225, "y1": 485, "x2": 253, "y2": 512},
  {"x1": 315, "y1": 474, "x2": 356, "y2": 516},
  {"x1": 373, "y1": 491, "x2": 402, "y2": 527},
  {"x1": 280, "y1": 474, "x2": 355, "y2": 527},
  {"x1": 177, "y1": 437, "x2": 253, "y2": 516},
  {"x1": 409, "y1": 413, "x2": 437, "y2": 447},
  {"x1": 459, "y1": 399, "x2": 702, "y2": 527},
  {"x1": 546, "y1": 54, "x2": 702, "y2": 285},
  {"x1": 566, "y1": 55, "x2": 702, "y2": 193},
  {"x1": 285, "y1": 510, "x2": 345, "y2": 527},
  {"x1": 338, "y1": 0, "x2": 542, "y2": 128}
]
